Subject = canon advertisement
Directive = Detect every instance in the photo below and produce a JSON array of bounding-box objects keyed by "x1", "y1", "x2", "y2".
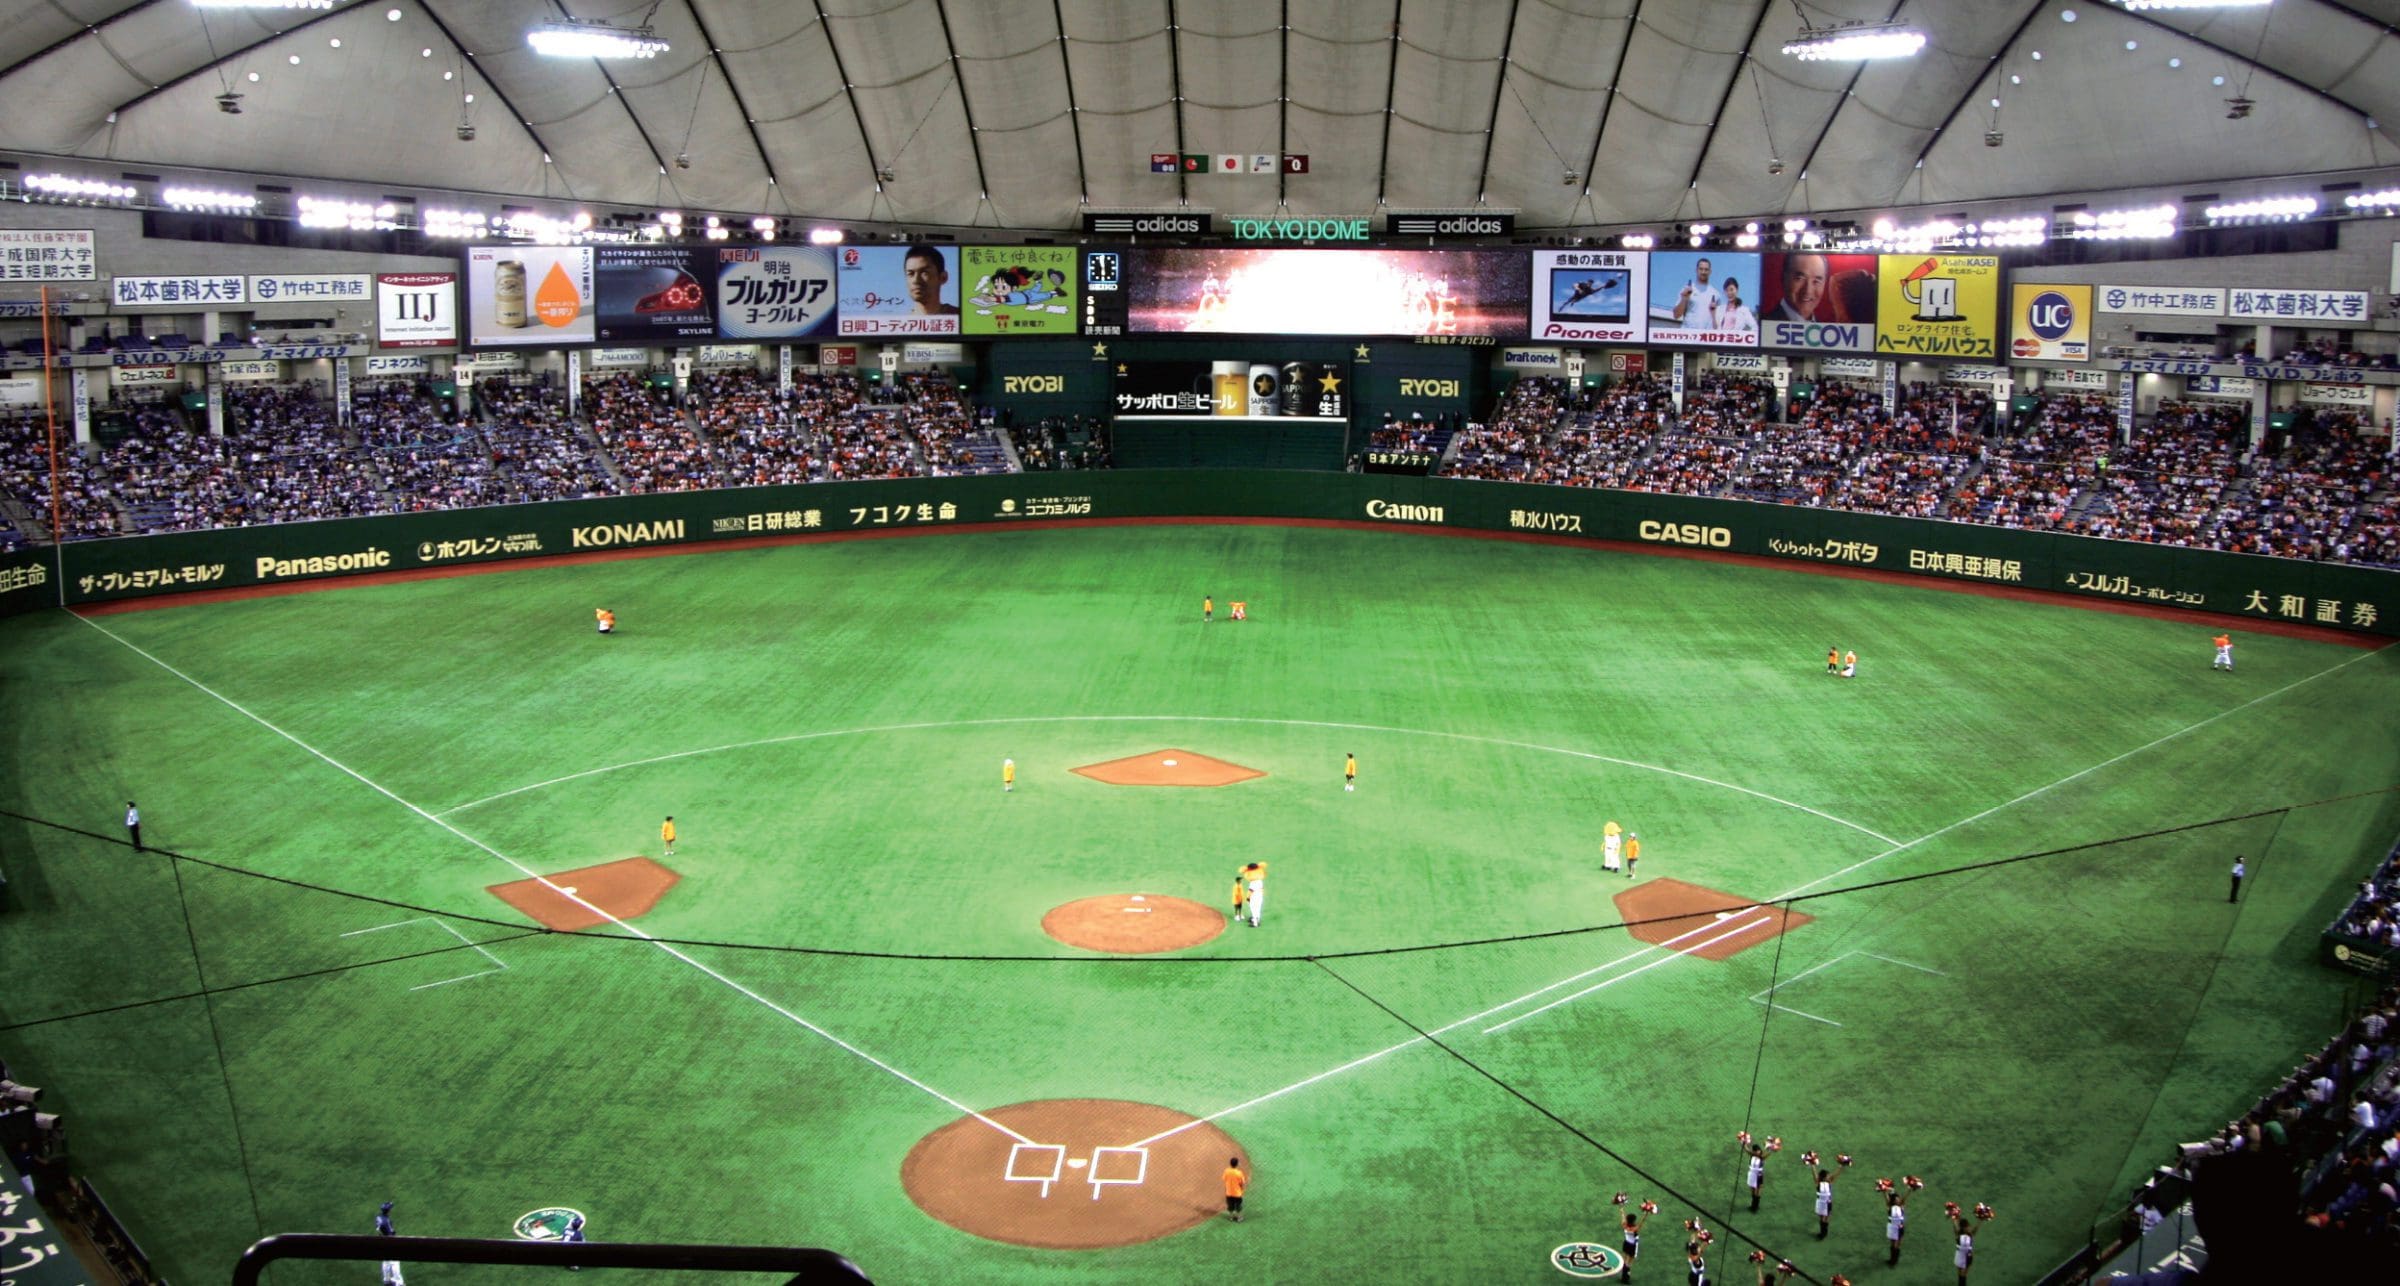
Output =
[
  {"x1": 1124, "y1": 248, "x2": 1529, "y2": 338},
  {"x1": 1113, "y1": 359, "x2": 1349, "y2": 418},
  {"x1": 1530, "y1": 251, "x2": 1648, "y2": 344}
]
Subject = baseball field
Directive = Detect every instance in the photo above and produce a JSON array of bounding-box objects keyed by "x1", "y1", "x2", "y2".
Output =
[{"x1": 2, "y1": 520, "x2": 2395, "y2": 1285}]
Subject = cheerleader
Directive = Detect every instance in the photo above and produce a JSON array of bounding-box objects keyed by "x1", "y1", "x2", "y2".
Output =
[
  {"x1": 1885, "y1": 1191, "x2": 1907, "y2": 1265},
  {"x1": 1813, "y1": 1168, "x2": 1836, "y2": 1239}
]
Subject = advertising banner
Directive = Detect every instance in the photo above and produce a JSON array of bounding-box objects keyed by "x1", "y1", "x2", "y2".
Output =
[
  {"x1": 2228, "y1": 287, "x2": 2370, "y2": 323},
  {"x1": 962, "y1": 246, "x2": 1077, "y2": 336},
  {"x1": 1759, "y1": 252, "x2": 1878, "y2": 352},
  {"x1": 1876, "y1": 254, "x2": 2001, "y2": 359},
  {"x1": 1646, "y1": 250, "x2": 1761, "y2": 347},
  {"x1": 716, "y1": 245, "x2": 839, "y2": 340},
  {"x1": 464, "y1": 246, "x2": 594, "y2": 347},
  {"x1": 333, "y1": 356, "x2": 352, "y2": 423},
  {"x1": 2117, "y1": 377, "x2": 2136, "y2": 436},
  {"x1": 589, "y1": 347, "x2": 650, "y2": 368},
  {"x1": 2301, "y1": 382, "x2": 2374, "y2": 407},
  {"x1": 363, "y1": 354, "x2": 431, "y2": 375},
  {"x1": 220, "y1": 360, "x2": 280, "y2": 381},
  {"x1": 838, "y1": 245, "x2": 961, "y2": 336},
  {"x1": 694, "y1": 345, "x2": 757, "y2": 366},
  {"x1": 1711, "y1": 352, "x2": 1768, "y2": 373},
  {"x1": 2098, "y1": 285, "x2": 2224, "y2": 317},
  {"x1": 376, "y1": 272, "x2": 457, "y2": 349},
  {"x1": 1114, "y1": 359, "x2": 1349, "y2": 418},
  {"x1": 1820, "y1": 356, "x2": 1877, "y2": 378},
  {"x1": 818, "y1": 344, "x2": 858, "y2": 367},
  {"x1": 113, "y1": 274, "x2": 245, "y2": 308},
  {"x1": 1501, "y1": 347, "x2": 1564, "y2": 369},
  {"x1": 0, "y1": 228, "x2": 97, "y2": 281},
  {"x1": 70, "y1": 369, "x2": 90, "y2": 439},
  {"x1": 595, "y1": 245, "x2": 717, "y2": 342},
  {"x1": 0, "y1": 377, "x2": 40, "y2": 407},
  {"x1": 114, "y1": 364, "x2": 178, "y2": 387},
  {"x1": 1533, "y1": 250, "x2": 1646, "y2": 345},
  {"x1": 2011, "y1": 283, "x2": 2092, "y2": 361},
  {"x1": 2184, "y1": 375, "x2": 2256, "y2": 399},
  {"x1": 1942, "y1": 364, "x2": 2009, "y2": 385},
  {"x1": 903, "y1": 342, "x2": 965, "y2": 364},
  {"x1": 1125, "y1": 248, "x2": 1529, "y2": 338},
  {"x1": 250, "y1": 273, "x2": 371, "y2": 304},
  {"x1": 2048, "y1": 367, "x2": 2113, "y2": 390}
]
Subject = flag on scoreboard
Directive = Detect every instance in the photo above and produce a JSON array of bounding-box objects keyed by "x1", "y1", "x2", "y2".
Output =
[
  {"x1": 1150, "y1": 153, "x2": 1178, "y2": 173},
  {"x1": 1249, "y1": 154, "x2": 1276, "y2": 174},
  {"x1": 1283, "y1": 154, "x2": 1311, "y2": 174},
  {"x1": 1180, "y1": 153, "x2": 1207, "y2": 173},
  {"x1": 1214, "y1": 154, "x2": 1243, "y2": 174}
]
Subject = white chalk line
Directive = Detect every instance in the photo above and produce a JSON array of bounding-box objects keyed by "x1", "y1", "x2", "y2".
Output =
[
  {"x1": 339, "y1": 915, "x2": 509, "y2": 990},
  {"x1": 433, "y1": 714, "x2": 1900, "y2": 846},
  {"x1": 75, "y1": 613, "x2": 1035, "y2": 1147},
  {"x1": 1137, "y1": 643, "x2": 2385, "y2": 1142}
]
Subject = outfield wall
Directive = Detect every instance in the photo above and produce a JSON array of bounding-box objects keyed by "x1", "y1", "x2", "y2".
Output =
[{"x1": 14, "y1": 472, "x2": 2399, "y2": 636}]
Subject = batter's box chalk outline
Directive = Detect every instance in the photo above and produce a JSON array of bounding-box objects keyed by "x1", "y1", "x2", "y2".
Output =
[
  {"x1": 1746, "y1": 950, "x2": 1948, "y2": 1028},
  {"x1": 1004, "y1": 1143, "x2": 1068, "y2": 1198},
  {"x1": 1087, "y1": 1146, "x2": 1150, "y2": 1200},
  {"x1": 339, "y1": 916, "x2": 510, "y2": 992}
]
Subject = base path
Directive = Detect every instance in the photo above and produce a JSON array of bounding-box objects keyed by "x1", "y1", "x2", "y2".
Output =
[
  {"x1": 488, "y1": 857, "x2": 681, "y2": 931},
  {"x1": 1043, "y1": 894, "x2": 1227, "y2": 953},
  {"x1": 1613, "y1": 878, "x2": 1812, "y2": 961},
  {"x1": 903, "y1": 1099, "x2": 1242, "y2": 1249}
]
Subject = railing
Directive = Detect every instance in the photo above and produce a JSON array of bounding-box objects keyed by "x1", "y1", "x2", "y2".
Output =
[{"x1": 231, "y1": 1234, "x2": 872, "y2": 1286}]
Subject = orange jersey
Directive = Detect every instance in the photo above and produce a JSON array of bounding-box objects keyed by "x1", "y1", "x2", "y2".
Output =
[
  {"x1": 661, "y1": 820, "x2": 676, "y2": 843},
  {"x1": 2212, "y1": 634, "x2": 2231, "y2": 650},
  {"x1": 1231, "y1": 878, "x2": 1247, "y2": 906},
  {"x1": 1345, "y1": 756, "x2": 1357, "y2": 777},
  {"x1": 1222, "y1": 1166, "x2": 1247, "y2": 1197},
  {"x1": 1626, "y1": 838, "x2": 1641, "y2": 861}
]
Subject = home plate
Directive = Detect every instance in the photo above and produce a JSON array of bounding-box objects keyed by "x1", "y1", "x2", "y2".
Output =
[{"x1": 1068, "y1": 1158, "x2": 1088, "y2": 1169}]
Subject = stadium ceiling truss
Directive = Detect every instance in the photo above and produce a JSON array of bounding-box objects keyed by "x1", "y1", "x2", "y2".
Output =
[{"x1": 0, "y1": 0, "x2": 2396, "y2": 230}]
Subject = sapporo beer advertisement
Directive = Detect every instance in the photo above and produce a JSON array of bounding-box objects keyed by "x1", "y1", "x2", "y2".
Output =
[{"x1": 1112, "y1": 358, "x2": 1349, "y2": 418}]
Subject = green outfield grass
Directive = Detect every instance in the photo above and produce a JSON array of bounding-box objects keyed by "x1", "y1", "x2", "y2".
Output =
[{"x1": 2, "y1": 522, "x2": 2396, "y2": 1285}]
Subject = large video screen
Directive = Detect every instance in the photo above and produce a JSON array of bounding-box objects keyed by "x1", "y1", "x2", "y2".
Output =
[
  {"x1": 1530, "y1": 250, "x2": 1648, "y2": 344},
  {"x1": 1114, "y1": 359, "x2": 1349, "y2": 418},
  {"x1": 464, "y1": 245, "x2": 595, "y2": 347},
  {"x1": 838, "y1": 245, "x2": 961, "y2": 337},
  {"x1": 1759, "y1": 252, "x2": 1879, "y2": 353},
  {"x1": 716, "y1": 246, "x2": 839, "y2": 340},
  {"x1": 1645, "y1": 250, "x2": 1761, "y2": 347},
  {"x1": 1125, "y1": 249, "x2": 1529, "y2": 338}
]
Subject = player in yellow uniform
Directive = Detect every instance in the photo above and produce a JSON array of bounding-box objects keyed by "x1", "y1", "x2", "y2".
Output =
[
  {"x1": 1344, "y1": 753, "x2": 1357, "y2": 792},
  {"x1": 1204, "y1": 595, "x2": 1214, "y2": 623},
  {"x1": 661, "y1": 815, "x2": 675, "y2": 855},
  {"x1": 597, "y1": 608, "x2": 615, "y2": 635},
  {"x1": 1624, "y1": 832, "x2": 1641, "y2": 879},
  {"x1": 1003, "y1": 758, "x2": 1015, "y2": 792},
  {"x1": 1826, "y1": 645, "x2": 1838, "y2": 674}
]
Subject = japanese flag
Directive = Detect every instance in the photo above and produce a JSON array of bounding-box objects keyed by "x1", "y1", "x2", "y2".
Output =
[{"x1": 1214, "y1": 154, "x2": 1243, "y2": 174}]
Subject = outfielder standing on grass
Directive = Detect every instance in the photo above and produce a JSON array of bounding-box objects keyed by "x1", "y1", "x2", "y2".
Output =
[
  {"x1": 1344, "y1": 753, "x2": 1357, "y2": 793},
  {"x1": 124, "y1": 801, "x2": 141, "y2": 852},
  {"x1": 1003, "y1": 758, "x2": 1015, "y2": 793},
  {"x1": 661, "y1": 816, "x2": 676, "y2": 856},
  {"x1": 1221, "y1": 1157, "x2": 1247, "y2": 1222},
  {"x1": 1625, "y1": 832, "x2": 1640, "y2": 879},
  {"x1": 2213, "y1": 631, "x2": 2233, "y2": 671}
]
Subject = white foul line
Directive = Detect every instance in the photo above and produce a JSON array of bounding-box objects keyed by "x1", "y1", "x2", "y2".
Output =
[
  {"x1": 75, "y1": 613, "x2": 1035, "y2": 1147},
  {"x1": 341, "y1": 916, "x2": 509, "y2": 989},
  {"x1": 1482, "y1": 912, "x2": 1774, "y2": 1034}
]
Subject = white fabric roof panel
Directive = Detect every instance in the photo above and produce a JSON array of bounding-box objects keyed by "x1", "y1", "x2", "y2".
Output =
[{"x1": 0, "y1": 0, "x2": 2393, "y2": 230}]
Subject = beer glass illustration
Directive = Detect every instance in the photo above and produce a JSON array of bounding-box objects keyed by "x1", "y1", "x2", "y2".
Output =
[{"x1": 1212, "y1": 360, "x2": 1250, "y2": 415}]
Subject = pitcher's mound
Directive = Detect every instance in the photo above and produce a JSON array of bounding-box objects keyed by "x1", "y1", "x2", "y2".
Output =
[
  {"x1": 1071, "y1": 749, "x2": 1264, "y2": 787},
  {"x1": 1613, "y1": 878, "x2": 1811, "y2": 961},
  {"x1": 1043, "y1": 894, "x2": 1226, "y2": 953},
  {"x1": 488, "y1": 857, "x2": 679, "y2": 931},
  {"x1": 903, "y1": 1099, "x2": 1243, "y2": 1248}
]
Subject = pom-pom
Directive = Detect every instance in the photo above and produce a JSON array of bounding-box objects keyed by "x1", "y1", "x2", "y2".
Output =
[
  {"x1": 1765, "y1": 1135, "x2": 1783, "y2": 1152},
  {"x1": 1778, "y1": 1262, "x2": 1798, "y2": 1279},
  {"x1": 1697, "y1": 1229, "x2": 1715, "y2": 1245},
  {"x1": 1944, "y1": 1201, "x2": 1962, "y2": 1220},
  {"x1": 1684, "y1": 1218, "x2": 1700, "y2": 1232},
  {"x1": 1875, "y1": 1177, "x2": 1896, "y2": 1194},
  {"x1": 1749, "y1": 1249, "x2": 1768, "y2": 1264},
  {"x1": 1737, "y1": 1130, "x2": 1753, "y2": 1147},
  {"x1": 1613, "y1": 1191, "x2": 1628, "y2": 1206},
  {"x1": 1974, "y1": 1202, "x2": 1995, "y2": 1222},
  {"x1": 1641, "y1": 1200, "x2": 1659, "y2": 1214},
  {"x1": 1837, "y1": 1153, "x2": 1853, "y2": 1168},
  {"x1": 1800, "y1": 1150, "x2": 1820, "y2": 1167},
  {"x1": 1904, "y1": 1175, "x2": 1925, "y2": 1191},
  {"x1": 1832, "y1": 1276, "x2": 1854, "y2": 1286}
]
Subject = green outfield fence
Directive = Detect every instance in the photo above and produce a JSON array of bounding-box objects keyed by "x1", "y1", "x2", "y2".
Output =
[{"x1": 3, "y1": 470, "x2": 2394, "y2": 635}]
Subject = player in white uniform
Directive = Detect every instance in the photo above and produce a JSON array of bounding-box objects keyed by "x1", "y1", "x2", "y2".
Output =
[
  {"x1": 1603, "y1": 819, "x2": 1624, "y2": 873},
  {"x1": 1242, "y1": 861, "x2": 1266, "y2": 927}
]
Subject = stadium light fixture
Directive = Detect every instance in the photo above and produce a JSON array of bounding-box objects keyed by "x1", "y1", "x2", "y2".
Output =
[
  {"x1": 190, "y1": 2, "x2": 341, "y2": 11},
  {"x1": 1782, "y1": 20, "x2": 1927, "y2": 61},
  {"x1": 163, "y1": 185, "x2": 258, "y2": 213},
  {"x1": 1619, "y1": 232, "x2": 1655, "y2": 249},
  {"x1": 2070, "y1": 203, "x2": 2179, "y2": 240},
  {"x1": 23, "y1": 173, "x2": 135, "y2": 204},
  {"x1": 2203, "y1": 194, "x2": 2315, "y2": 223},
  {"x1": 2115, "y1": 2, "x2": 2271, "y2": 12},
  {"x1": 2343, "y1": 189, "x2": 2400, "y2": 213},
  {"x1": 808, "y1": 227, "x2": 845, "y2": 245},
  {"x1": 527, "y1": 17, "x2": 669, "y2": 60}
]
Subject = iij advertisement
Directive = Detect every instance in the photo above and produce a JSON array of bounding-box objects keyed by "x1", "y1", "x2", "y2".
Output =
[
  {"x1": 2010, "y1": 283, "x2": 2093, "y2": 362},
  {"x1": 1113, "y1": 359, "x2": 1350, "y2": 418},
  {"x1": 1876, "y1": 254, "x2": 2000, "y2": 359},
  {"x1": 464, "y1": 245, "x2": 595, "y2": 347},
  {"x1": 963, "y1": 246, "x2": 1077, "y2": 337},
  {"x1": 1759, "y1": 252, "x2": 1878, "y2": 352}
]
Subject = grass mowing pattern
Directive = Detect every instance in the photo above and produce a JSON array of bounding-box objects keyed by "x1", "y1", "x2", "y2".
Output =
[{"x1": 3, "y1": 523, "x2": 2396, "y2": 1284}]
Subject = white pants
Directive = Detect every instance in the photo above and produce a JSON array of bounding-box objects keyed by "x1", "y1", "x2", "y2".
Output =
[
  {"x1": 1604, "y1": 835, "x2": 1622, "y2": 862},
  {"x1": 2215, "y1": 647, "x2": 2232, "y2": 669},
  {"x1": 1246, "y1": 881, "x2": 1264, "y2": 925}
]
